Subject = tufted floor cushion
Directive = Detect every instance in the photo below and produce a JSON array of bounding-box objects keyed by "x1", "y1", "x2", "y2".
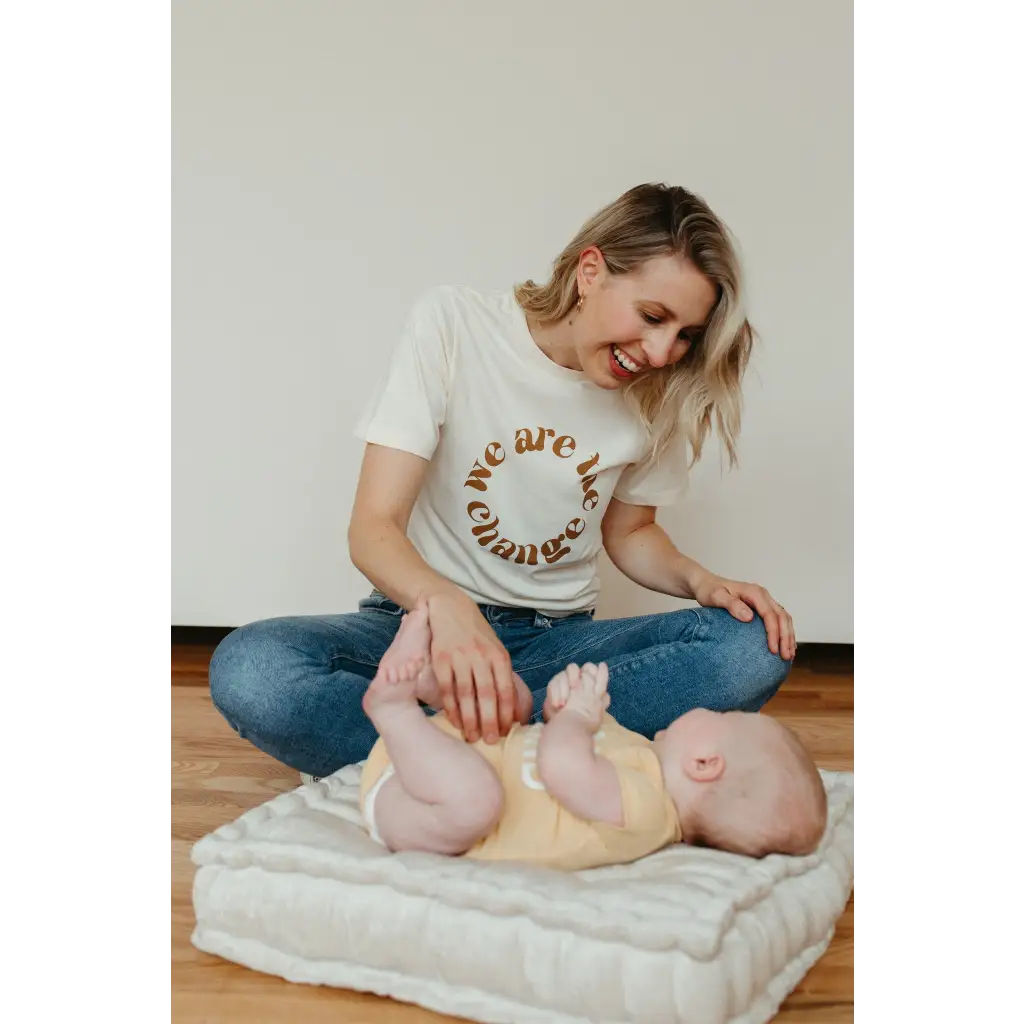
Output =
[{"x1": 191, "y1": 763, "x2": 853, "y2": 1024}]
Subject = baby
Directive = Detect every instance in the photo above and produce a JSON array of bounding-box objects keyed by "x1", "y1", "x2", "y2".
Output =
[{"x1": 360, "y1": 601, "x2": 827, "y2": 870}]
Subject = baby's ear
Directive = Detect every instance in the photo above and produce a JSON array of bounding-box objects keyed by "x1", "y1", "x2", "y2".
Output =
[{"x1": 683, "y1": 752, "x2": 725, "y2": 783}]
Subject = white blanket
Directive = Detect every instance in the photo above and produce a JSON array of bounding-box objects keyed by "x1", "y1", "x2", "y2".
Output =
[{"x1": 191, "y1": 763, "x2": 853, "y2": 1024}]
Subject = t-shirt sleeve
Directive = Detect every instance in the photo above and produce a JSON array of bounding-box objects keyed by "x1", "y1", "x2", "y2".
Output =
[
  {"x1": 612, "y1": 427, "x2": 690, "y2": 507},
  {"x1": 353, "y1": 287, "x2": 454, "y2": 460}
]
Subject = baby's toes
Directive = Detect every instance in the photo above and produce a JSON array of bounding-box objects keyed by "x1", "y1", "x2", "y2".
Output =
[
  {"x1": 547, "y1": 672, "x2": 568, "y2": 703},
  {"x1": 580, "y1": 662, "x2": 602, "y2": 695}
]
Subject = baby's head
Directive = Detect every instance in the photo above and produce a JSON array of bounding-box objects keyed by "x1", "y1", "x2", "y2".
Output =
[{"x1": 654, "y1": 709, "x2": 827, "y2": 858}]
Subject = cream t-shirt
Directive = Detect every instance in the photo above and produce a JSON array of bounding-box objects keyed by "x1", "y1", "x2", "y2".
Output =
[{"x1": 354, "y1": 285, "x2": 688, "y2": 615}]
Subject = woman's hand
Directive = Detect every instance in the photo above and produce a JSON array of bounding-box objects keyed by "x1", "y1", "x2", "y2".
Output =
[
  {"x1": 425, "y1": 592, "x2": 518, "y2": 745},
  {"x1": 691, "y1": 573, "x2": 797, "y2": 661}
]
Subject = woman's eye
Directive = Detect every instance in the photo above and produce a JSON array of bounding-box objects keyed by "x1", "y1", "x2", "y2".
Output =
[{"x1": 640, "y1": 310, "x2": 661, "y2": 325}]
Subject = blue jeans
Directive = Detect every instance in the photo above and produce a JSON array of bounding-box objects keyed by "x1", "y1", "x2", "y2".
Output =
[{"x1": 208, "y1": 591, "x2": 792, "y2": 777}]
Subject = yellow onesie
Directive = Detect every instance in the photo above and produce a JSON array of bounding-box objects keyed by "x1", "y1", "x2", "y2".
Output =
[{"x1": 359, "y1": 712, "x2": 682, "y2": 872}]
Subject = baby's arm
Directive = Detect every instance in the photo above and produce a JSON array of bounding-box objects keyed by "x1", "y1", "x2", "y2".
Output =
[{"x1": 536, "y1": 663, "x2": 624, "y2": 826}]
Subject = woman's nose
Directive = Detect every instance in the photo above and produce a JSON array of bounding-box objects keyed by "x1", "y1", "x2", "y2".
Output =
[{"x1": 642, "y1": 332, "x2": 677, "y2": 368}]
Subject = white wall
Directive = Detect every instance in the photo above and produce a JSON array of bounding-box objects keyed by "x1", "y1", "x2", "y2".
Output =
[{"x1": 172, "y1": 0, "x2": 852, "y2": 641}]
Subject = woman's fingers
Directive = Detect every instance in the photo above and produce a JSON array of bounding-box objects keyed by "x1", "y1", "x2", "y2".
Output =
[
  {"x1": 432, "y1": 648, "x2": 462, "y2": 732},
  {"x1": 494, "y1": 661, "x2": 516, "y2": 737},
  {"x1": 434, "y1": 641, "x2": 517, "y2": 743},
  {"x1": 703, "y1": 577, "x2": 796, "y2": 661},
  {"x1": 471, "y1": 650, "x2": 500, "y2": 744},
  {"x1": 734, "y1": 585, "x2": 781, "y2": 655},
  {"x1": 779, "y1": 606, "x2": 797, "y2": 661},
  {"x1": 714, "y1": 585, "x2": 754, "y2": 624},
  {"x1": 490, "y1": 648, "x2": 516, "y2": 739},
  {"x1": 452, "y1": 650, "x2": 481, "y2": 742}
]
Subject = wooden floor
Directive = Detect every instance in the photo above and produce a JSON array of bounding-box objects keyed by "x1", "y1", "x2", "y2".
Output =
[{"x1": 172, "y1": 643, "x2": 853, "y2": 1023}]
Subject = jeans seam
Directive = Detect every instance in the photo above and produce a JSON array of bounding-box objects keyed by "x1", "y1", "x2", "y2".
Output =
[
  {"x1": 692, "y1": 607, "x2": 710, "y2": 643},
  {"x1": 328, "y1": 653, "x2": 387, "y2": 671},
  {"x1": 595, "y1": 639, "x2": 701, "y2": 678},
  {"x1": 512, "y1": 610, "x2": 705, "y2": 677},
  {"x1": 509, "y1": 622, "x2": 665, "y2": 675},
  {"x1": 271, "y1": 639, "x2": 387, "y2": 673}
]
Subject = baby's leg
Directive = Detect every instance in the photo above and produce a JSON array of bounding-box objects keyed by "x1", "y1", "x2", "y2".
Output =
[{"x1": 363, "y1": 613, "x2": 503, "y2": 854}]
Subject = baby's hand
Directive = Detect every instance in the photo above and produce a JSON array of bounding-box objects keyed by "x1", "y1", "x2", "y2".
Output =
[{"x1": 545, "y1": 662, "x2": 609, "y2": 732}]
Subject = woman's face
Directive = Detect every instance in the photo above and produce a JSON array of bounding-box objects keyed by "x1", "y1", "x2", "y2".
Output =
[{"x1": 574, "y1": 250, "x2": 717, "y2": 390}]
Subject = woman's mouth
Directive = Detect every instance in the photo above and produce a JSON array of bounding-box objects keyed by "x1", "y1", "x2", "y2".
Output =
[{"x1": 609, "y1": 344, "x2": 641, "y2": 379}]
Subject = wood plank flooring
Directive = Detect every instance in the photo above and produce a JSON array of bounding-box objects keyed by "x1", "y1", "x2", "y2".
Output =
[{"x1": 172, "y1": 643, "x2": 853, "y2": 1022}]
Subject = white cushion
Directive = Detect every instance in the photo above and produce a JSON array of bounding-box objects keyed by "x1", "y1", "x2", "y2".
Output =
[{"x1": 191, "y1": 764, "x2": 853, "y2": 1024}]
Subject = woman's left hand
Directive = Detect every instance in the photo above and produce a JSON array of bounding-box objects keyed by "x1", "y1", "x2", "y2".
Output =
[{"x1": 691, "y1": 573, "x2": 797, "y2": 661}]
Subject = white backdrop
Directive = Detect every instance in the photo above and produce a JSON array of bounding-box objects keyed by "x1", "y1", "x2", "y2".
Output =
[{"x1": 172, "y1": 0, "x2": 852, "y2": 641}]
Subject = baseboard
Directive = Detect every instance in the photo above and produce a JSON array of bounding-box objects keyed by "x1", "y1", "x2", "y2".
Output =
[
  {"x1": 171, "y1": 625, "x2": 852, "y2": 673},
  {"x1": 172, "y1": 625, "x2": 235, "y2": 646},
  {"x1": 792, "y1": 642, "x2": 853, "y2": 673}
]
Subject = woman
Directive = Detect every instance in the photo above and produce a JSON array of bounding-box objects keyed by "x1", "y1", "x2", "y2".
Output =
[{"x1": 209, "y1": 183, "x2": 796, "y2": 780}]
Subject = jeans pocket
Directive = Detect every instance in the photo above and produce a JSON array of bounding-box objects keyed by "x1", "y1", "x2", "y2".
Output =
[{"x1": 358, "y1": 590, "x2": 405, "y2": 617}]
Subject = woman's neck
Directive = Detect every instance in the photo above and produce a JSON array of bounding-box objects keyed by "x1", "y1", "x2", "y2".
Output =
[{"x1": 525, "y1": 314, "x2": 583, "y2": 372}]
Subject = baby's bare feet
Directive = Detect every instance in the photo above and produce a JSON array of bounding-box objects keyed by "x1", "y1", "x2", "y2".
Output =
[
  {"x1": 362, "y1": 657, "x2": 427, "y2": 724},
  {"x1": 543, "y1": 663, "x2": 578, "y2": 721},
  {"x1": 376, "y1": 598, "x2": 444, "y2": 709},
  {"x1": 556, "y1": 662, "x2": 610, "y2": 731}
]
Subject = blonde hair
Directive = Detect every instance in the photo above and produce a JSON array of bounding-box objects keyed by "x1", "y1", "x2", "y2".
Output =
[{"x1": 514, "y1": 183, "x2": 755, "y2": 468}]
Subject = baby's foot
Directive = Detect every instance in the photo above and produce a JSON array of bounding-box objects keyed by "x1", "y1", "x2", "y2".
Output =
[
  {"x1": 543, "y1": 663, "x2": 579, "y2": 721},
  {"x1": 560, "y1": 662, "x2": 610, "y2": 731},
  {"x1": 362, "y1": 656, "x2": 427, "y2": 726},
  {"x1": 376, "y1": 598, "x2": 443, "y2": 708}
]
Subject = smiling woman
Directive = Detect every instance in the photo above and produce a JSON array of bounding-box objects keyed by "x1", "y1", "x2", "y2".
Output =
[
  {"x1": 530, "y1": 252, "x2": 715, "y2": 387},
  {"x1": 208, "y1": 182, "x2": 797, "y2": 781},
  {"x1": 516, "y1": 184, "x2": 753, "y2": 469}
]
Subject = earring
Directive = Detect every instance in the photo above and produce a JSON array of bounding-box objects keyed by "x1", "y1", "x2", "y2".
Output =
[{"x1": 576, "y1": 294, "x2": 585, "y2": 313}]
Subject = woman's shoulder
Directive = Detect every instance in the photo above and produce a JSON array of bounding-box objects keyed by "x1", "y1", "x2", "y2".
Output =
[{"x1": 407, "y1": 284, "x2": 518, "y2": 335}]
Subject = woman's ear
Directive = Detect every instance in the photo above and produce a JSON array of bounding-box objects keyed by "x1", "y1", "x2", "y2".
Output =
[
  {"x1": 577, "y1": 246, "x2": 606, "y2": 291},
  {"x1": 683, "y1": 751, "x2": 725, "y2": 783}
]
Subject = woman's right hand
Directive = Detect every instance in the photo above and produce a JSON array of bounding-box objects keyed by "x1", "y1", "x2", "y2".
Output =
[{"x1": 426, "y1": 592, "x2": 517, "y2": 745}]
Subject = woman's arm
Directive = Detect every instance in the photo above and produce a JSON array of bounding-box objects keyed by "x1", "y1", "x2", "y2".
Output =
[
  {"x1": 600, "y1": 498, "x2": 708, "y2": 599},
  {"x1": 348, "y1": 442, "x2": 463, "y2": 610},
  {"x1": 348, "y1": 442, "x2": 518, "y2": 742},
  {"x1": 600, "y1": 497, "x2": 796, "y2": 660}
]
